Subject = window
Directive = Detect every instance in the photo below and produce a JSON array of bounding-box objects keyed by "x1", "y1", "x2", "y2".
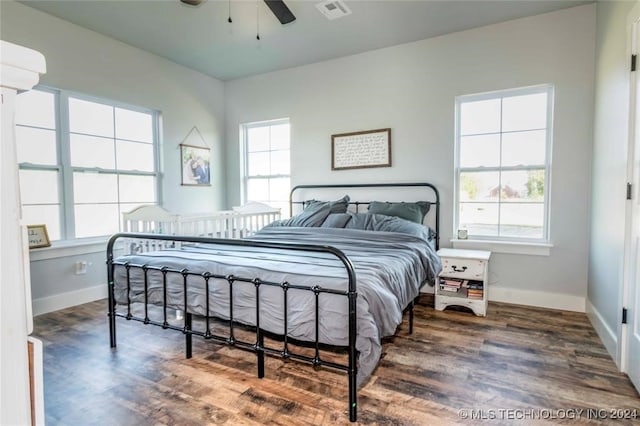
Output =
[
  {"x1": 16, "y1": 87, "x2": 159, "y2": 241},
  {"x1": 454, "y1": 85, "x2": 553, "y2": 242},
  {"x1": 241, "y1": 119, "x2": 290, "y2": 216}
]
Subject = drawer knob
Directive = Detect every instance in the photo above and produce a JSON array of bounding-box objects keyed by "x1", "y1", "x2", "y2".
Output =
[{"x1": 451, "y1": 265, "x2": 467, "y2": 272}]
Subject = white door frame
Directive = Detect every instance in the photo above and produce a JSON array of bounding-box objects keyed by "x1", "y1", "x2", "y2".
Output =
[{"x1": 620, "y1": 2, "x2": 640, "y2": 391}]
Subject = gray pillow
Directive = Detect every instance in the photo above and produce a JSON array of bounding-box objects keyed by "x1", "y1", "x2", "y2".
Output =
[
  {"x1": 266, "y1": 202, "x2": 332, "y2": 228},
  {"x1": 373, "y1": 215, "x2": 433, "y2": 241},
  {"x1": 345, "y1": 213, "x2": 432, "y2": 241},
  {"x1": 305, "y1": 195, "x2": 350, "y2": 214},
  {"x1": 290, "y1": 202, "x2": 332, "y2": 227},
  {"x1": 321, "y1": 213, "x2": 352, "y2": 228},
  {"x1": 367, "y1": 201, "x2": 431, "y2": 224},
  {"x1": 344, "y1": 212, "x2": 383, "y2": 230}
]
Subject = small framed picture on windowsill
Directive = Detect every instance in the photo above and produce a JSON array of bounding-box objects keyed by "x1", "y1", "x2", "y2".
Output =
[{"x1": 27, "y1": 224, "x2": 51, "y2": 249}]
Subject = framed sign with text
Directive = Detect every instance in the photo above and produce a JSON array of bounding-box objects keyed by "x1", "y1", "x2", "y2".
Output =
[
  {"x1": 27, "y1": 224, "x2": 51, "y2": 249},
  {"x1": 331, "y1": 128, "x2": 391, "y2": 171}
]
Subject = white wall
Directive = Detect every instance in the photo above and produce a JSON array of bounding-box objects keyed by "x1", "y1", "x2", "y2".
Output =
[
  {"x1": 0, "y1": 1, "x2": 226, "y2": 311},
  {"x1": 587, "y1": 0, "x2": 635, "y2": 364},
  {"x1": 225, "y1": 5, "x2": 596, "y2": 311},
  {"x1": 1, "y1": 1, "x2": 226, "y2": 214}
]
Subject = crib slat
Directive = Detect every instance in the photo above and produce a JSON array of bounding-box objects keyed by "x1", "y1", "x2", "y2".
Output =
[{"x1": 122, "y1": 204, "x2": 281, "y2": 244}]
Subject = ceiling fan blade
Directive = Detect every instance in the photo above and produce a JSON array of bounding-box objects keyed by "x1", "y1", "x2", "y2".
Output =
[
  {"x1": 180, "y1": 0, "x2": 205, "y2": 6},
  {"x1": 264, "y1": 0, "x2": 296, "y2": 24}
]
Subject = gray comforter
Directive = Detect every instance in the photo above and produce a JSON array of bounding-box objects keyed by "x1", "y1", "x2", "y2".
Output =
[{"x1": 113, "y1": 227, "x2": 441, "y2": 386}]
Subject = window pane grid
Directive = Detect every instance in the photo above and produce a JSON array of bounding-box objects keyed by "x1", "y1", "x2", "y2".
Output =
[
  {"x1": 460, "y1": 166, "x2": 546, "y2": 172},
  {"x1": 70, "y1": 167, "x2": 155, "y2": 176},
  {"x1": 16, "y1": 88, "x2": 158, "y2": 241},
  {"x1": 15, "y1": 90, "x2": 56, "y2": 129},
  {"x1": 19, "y1": 164, "x2": 61, "y2": 171},
  {"x1": 115, "y1": 138, "x2": 154, "y2": 145},
  {"x1": 461, "y1": 127, "x2": 547, "y2": 137},
  {"x1": 115, "y1": 107, "x2": 153, "y2": 143},
  {"x1": 16, "y1": 124, "x2": 56, "y2": 130},
  {"x1": 460, "y1": 201, "x2": 545, "y2": 204},
  {"x1": 456, "y1": 85, "x2": 551, "y2": 241},
  {"x1": 243, "y1": 120, "x2": 290, "y2": 216},
  {"x1": 245, "y1": 174, "x2": 290, "y2": 179},
  {"x1": 16, "y1": 123, "x2": 55, "y2": 132}
]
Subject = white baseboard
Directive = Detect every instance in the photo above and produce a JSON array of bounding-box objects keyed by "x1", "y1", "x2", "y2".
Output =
[
  {"x1": 32, "y1": 284, "x2": 107, "y2": 316},
  {"x1": 489, "y1": 286, "x2": 586, "y2": 312},
  {"x1": 585, "y1": 299, "x2": 618, "y2": 365}
]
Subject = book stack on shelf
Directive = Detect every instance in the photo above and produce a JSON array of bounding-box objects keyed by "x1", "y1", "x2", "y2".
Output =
[
  {"x1": 439, "y1": 278, "x2": 466, "y2": 296},
  {"x1": 467, "y1": 280, "x2": 484, "y2": 300}
]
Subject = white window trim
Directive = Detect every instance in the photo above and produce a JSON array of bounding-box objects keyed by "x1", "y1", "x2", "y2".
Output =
[
  {"x1": 451, "y1": 238, "x2": 553, "y2": 256},
  {"x1": 18, "y1": 86, "x2": 161, "y2": 242},
  {"x1": 28, "y1": 237, "x2": 108, "y2": 261},
  {"x1": 453, "y1": 84, "x2": 554, "y2": 249}
]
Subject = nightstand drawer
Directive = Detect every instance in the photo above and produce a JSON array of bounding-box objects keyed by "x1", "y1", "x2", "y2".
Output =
[{"x1": 440, "y1": 257, "x2": 485, "y2": 280}]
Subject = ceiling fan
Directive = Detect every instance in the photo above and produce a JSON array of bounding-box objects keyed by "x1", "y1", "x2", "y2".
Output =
[{"x1": 180, "y1": 0, "x2": 296, "y2": 25}]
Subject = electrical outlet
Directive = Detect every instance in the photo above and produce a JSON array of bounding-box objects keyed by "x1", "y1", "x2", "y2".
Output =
[{"x1": 75, "y1": 261, "x2": 87, "y2": 275}]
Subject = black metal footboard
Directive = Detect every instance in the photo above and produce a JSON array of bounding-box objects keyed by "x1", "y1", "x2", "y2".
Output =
[{"x1": 106, "y1": 232, "x2": 361, "y2": 422}]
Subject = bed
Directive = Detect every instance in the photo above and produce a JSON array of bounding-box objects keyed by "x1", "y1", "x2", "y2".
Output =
[{"x1": 107, "y1": 182, "x2": 442, "y2": 422}]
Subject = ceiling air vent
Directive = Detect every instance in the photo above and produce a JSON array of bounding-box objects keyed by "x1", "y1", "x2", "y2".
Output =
[{"x1": 315, "y1": 0, "x2": 351, "y2": 20}]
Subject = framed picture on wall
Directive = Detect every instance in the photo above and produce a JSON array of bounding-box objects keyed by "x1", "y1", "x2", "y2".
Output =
[
  {"x1": 331, "y1": 128, "x2": 391, "y2": 171},
  {"x1": 181, "y1": 144, "x2": 211, "y2": 186}
]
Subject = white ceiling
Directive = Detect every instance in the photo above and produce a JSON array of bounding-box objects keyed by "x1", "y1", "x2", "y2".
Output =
[{"x1": 18, "y1": 0, "x2": 591, "y2": 81}]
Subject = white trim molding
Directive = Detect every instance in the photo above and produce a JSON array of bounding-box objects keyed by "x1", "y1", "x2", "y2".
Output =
[
  {"x1": 451, "y1": 238, "x2": 553, "y2": 256},
  {"x1": 586, "y1": 299, "x2": 619, "y2": 367},
  {"x1": 32, "y1": 283, "x2": 106, "y2": 316},
  {"x1": 28, "y1": 238, "x2": 107, "y2": 261},
  {"x1": 0, "y1": 40, "x2": 46, "y2": 91},
  {"x1": 489, "y1": 286, "x2": 585, "y2": 312}
]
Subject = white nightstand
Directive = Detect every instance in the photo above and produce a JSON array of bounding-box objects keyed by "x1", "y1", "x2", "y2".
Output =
[{"x1": 435, "y1": 248, "x2": 491, "y2": 316}]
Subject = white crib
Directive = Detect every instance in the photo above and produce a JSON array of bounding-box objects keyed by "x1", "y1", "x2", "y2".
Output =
[
  {"x1": 120, "y1": 203, "x2": 280, "y2": 318},
  {"x1": 122, "y1": 202, "x2": 281, "y2": 239}
]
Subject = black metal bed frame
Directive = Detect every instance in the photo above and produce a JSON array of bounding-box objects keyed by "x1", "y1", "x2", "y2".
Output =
[{"x1": 106, "y1": 182, "x2": 440, "y2": 422}]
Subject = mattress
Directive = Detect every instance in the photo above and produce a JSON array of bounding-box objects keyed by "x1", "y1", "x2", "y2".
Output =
[{"x1": 112, "y1": 226, "x2": 441, "y2": 385}]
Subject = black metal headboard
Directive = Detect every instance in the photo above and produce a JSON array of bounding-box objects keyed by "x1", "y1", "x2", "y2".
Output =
[{"x1": 289, "y1": 182, "x2": 440, "y2": 250}]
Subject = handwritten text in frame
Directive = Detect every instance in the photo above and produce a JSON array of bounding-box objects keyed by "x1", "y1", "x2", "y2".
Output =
[{"x1": 331, "y1": 128, "x2": 391, "y2": 171}]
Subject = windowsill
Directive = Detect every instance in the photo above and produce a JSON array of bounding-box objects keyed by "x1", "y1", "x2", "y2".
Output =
[
  {"x1": 29, "y1": 236, "x2": 109, "y2": 261},
  {"x1": 450, "y1": 238, "x2": 553, "y2": 256}
]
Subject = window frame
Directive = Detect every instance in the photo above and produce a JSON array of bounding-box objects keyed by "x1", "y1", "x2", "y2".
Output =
[
  {"x1": 453, "y1": 84, "x2": 554, "y2": 244},
  {"x1": 17, "y1": 86, "x2": 161, "y2": 242},
  {"x1": 240, "y1": 118, "x2": 291, "y2": 210}
]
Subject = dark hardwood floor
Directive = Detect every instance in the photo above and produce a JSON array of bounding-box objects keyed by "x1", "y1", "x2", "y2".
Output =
[{"x1": 33, "y1": 296, "x2": 639, "y2": 425}]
